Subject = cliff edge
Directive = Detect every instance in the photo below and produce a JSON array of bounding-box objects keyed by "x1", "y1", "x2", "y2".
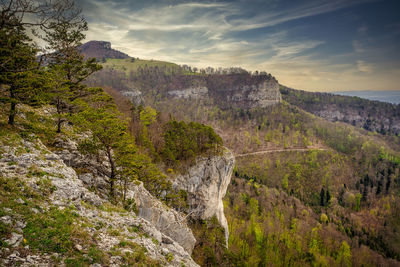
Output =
[{"x1": 173, "y1": 148, "x2": 235, "y2": 245}]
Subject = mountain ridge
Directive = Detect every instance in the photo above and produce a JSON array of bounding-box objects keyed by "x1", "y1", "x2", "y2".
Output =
[{"x1": 79, "y1": 40, "x2": 131, "y2": 60}]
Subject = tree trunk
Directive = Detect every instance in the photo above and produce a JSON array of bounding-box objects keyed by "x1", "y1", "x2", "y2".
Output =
[
  {"x1": 56, "y1": 99, "x2": 63, "y2": 133},
  {"x1": 107, "y1": 147, "x2": 116, "y2": 198},
  {"x1": 8, "y1": 88, "x2": 16, "y2": 125},
  {"x1": 57, "y1": 117, "x2": 63, "y2": 133},
  {"x1": 8, "y1": 101, "x2": 16, "y2": 125}
]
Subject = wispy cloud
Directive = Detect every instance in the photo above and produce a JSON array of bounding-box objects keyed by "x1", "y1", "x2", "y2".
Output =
[
  {"x1": 357, "y1": 60, "x2": 375, "y2": 73},
  {"x1": 78, "y1": 0, "x2": 400, "y2": 91},
  {"x1": 229, "y1": 0, "x2": 374, "y2": 31}
]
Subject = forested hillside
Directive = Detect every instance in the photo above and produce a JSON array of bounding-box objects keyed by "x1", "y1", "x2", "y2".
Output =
[
  {"x1": 281, "y1": 86, "x2": 400, "y2": 135},
  {"x1": 151, "y1": 98, "x2": 400, "y2": 266}
]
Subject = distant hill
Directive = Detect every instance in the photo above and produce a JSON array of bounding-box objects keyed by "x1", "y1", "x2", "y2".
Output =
[
  {"x1": 79, "y1": 40, "x2": 130, "y2": 60},
  {"x1": 333, "y1": 90, "x2": 400, "y2": 105},
  {"x1": 281, "y1": 86, "x2": 400, "y2": 135}
]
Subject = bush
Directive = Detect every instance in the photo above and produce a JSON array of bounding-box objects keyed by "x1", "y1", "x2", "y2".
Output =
[{"x1": 162, "y1": 120, "x2": 222, "y2": 166}]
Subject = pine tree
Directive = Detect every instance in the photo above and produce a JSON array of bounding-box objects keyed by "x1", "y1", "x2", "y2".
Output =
[
  {"x1": 74, "y1": 99, "x2": 128, "y2": 198},
  {"x1": 43, "y1": 16, "x2": 102, "y2": 132}
]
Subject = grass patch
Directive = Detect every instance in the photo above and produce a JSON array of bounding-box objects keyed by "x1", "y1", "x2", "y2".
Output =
[
  {"x1": 114, "y1": 240, "x2": 161, "y2": 267},
  {"x1": 24, "y1": 207, "x2": 86, "y2": 254},
  {"x1": 103, "y1": 58, "x2": 183, "y2": 75}
]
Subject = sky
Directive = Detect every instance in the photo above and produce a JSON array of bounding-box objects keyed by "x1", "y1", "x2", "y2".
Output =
[{"x1": 76, "y1": 0, "x2": 400, "y2": 92}]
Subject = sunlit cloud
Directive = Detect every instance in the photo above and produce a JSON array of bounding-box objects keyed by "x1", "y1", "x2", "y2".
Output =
[{"x1": 357, "y1": 60, "x2": 375, "y2": 73}]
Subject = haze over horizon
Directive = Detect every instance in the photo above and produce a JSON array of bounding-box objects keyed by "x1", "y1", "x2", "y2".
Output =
[{"x1": 77, "y1": 0, "x2": 400, "y2": 92}]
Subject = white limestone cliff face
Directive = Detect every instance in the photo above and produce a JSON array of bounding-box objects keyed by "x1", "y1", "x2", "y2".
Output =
[
  {"x1": 168, "y1": 86, "x2": 208, "y2": 99},
  {"x1": 166, "y1": 78, "x2": 282, "y2": 109},
  {"x1": 226, "y1": 79, "x2": 282, "y2": 108},
  {"x1": 126, "y1": 183, "x2": 197, "y2": 253},
  {"x1": 121, "y1": 90, "x2": 144, "y2": 106},
  {"x1": 172, "y1": 148, "x2": 235, "y2": 245},
  {"x1": 246, "y1": 79, "x2": 282, "y2": 108}
]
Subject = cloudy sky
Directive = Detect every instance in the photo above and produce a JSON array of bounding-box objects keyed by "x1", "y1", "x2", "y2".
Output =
[{"x1": 77, "y1": 0, "x2": 400, "y2": 91}]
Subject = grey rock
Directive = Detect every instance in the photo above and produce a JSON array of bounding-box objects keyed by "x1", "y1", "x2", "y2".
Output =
[
  {"x1": 173, "y1": 148, "x2": 235, "y2": 245},
  {"x1": 26, "y1": 255, "x2": 35, "y2": 264},
  {"x1": 45, "y1": 154, "x2": 60, "y2": 161},
  {"x1": 7, "y1": 232, "x2": 23, "y2": 247},
  {"x1": 16, "y1": 221, "x2": 26, "y2": 229},
  {"x1": 127, "y1": 183, "x2": 196, "y2": 254},
  {"x1": 162, "y1": 235, "x2": 174, "y2": 244},
  {"x1": 167, "y1": 76, "x2": 282, "y2": 109},
  {"x1": 0, "y1": 215, "x2": 12, "y2": 225},
  {"x1": 121, "y1": 90, "x2": 144, "y2": 106},
  {"x1": 79, "y1": 173, "x2": 93, "y2": 184},
  {"x1": 31, "y1": 208, "x2": 39, "y2": 214},
  {"x1": 15, "y1": 198, "x2": 25, "y2": 204},
  {"x1": 226, "y1": 79, "x2": 282, "y2": 108},
  {"x1": 168, "y1": 86, "x2": 208, "y2": 99}
]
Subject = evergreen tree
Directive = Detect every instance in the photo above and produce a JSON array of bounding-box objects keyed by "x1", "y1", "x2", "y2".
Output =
[
  {"x1": 320, "y1": 188, "x2": 325, "y2": 206},
  {"x1": 326, "y1": 189, "x2": 331, "y2": 205},
  {"x1": 43, "y1": 14, "x2": 102, "y2": 132},
  {"x1": 0, "y1": 22, "x2": 41, "y2": 125},
  {"x1": 74, "y1": 98, "x2": 128, "y2": 198}
]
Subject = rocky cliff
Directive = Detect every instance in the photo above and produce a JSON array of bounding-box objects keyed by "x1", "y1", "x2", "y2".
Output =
[
  {"x1": 172, "y1": 149, "x2": 235, "y2": 245},
  {"x1": 165, "y1": 75, "x2": 282, "y2": 109},
  {"x1": 223, "y1": 78, "x2": 282, "y2": 108}
]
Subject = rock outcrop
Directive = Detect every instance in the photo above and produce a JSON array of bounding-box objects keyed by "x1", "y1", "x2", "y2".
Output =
[
  {"x1": 165, "y1": 75, "x2": 282, "y2": 109},
  {"x1": 126, "y1": 183, "x2": 197, "y2": 253},
  {"x1": 121, "y1": 90, "x2": 144, "y2": 106},
  {"x1": 168, "y1": 87, "x2": 208, "y2": 99},
  {"x1": 79, "y1": 40, "x2": 131, "y2": 60},
  {"x1": 225, "y1": 78, "x2": 282, "y2": 108},
  {"x1": 172, "y1": 148, "x2": 235, "y2": 244}
]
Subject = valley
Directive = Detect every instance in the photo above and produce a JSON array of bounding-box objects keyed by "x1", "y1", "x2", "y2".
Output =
[{"x1": 83, "y1": 41, "x2": 400, "y2": 266}]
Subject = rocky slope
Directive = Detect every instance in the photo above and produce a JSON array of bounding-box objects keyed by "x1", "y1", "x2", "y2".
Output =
[
  {"x1": 52, "y1": 136, "x2": 197, "y2": 255},
  {"x1": 0, "y1": 132, "x2": 199, "y2": 266}
]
